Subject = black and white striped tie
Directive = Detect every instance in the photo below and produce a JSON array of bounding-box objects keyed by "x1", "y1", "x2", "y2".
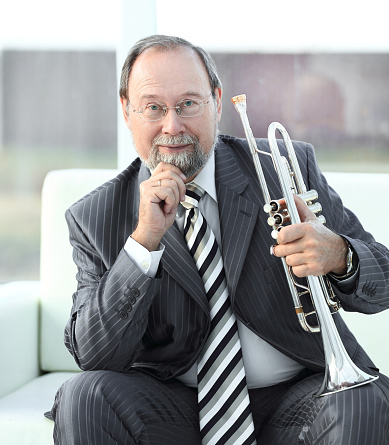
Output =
[{"x1": 182, "y1": 183, "x2": 256, "y2": 445}]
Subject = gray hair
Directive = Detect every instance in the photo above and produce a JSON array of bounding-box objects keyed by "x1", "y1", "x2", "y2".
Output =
[{"x1": 119, "y1": 35, "x2": 222, "y2": 101}]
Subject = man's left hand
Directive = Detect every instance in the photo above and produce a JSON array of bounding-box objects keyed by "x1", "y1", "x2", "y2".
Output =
[{"x1": 272, "y1": 195, "x2": 348, "y2": 277}]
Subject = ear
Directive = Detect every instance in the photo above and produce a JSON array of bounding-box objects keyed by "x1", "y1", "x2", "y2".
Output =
[
  {"x1": 214, "y1": 87, "x2": 222, "y2": 122},
  {"x1": 120, "y1": 97, "x2": 131, "y2": 128}
]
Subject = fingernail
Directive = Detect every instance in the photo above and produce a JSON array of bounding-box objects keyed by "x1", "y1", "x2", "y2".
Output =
[
  {"x1": 270, "y1": 245, "x2": 276, "y2": 256},
  {"x1": 180, "y1": 174, "x2": 187, "y2": 180}
]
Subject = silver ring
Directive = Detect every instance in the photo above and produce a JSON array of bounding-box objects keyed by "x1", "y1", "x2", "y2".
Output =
[{"x1": 157, "y1": 179, "x2": 161, "y2": 187}]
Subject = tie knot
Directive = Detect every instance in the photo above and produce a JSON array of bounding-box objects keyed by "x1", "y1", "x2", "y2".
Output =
[{"x1": 182, "y1": 183, "x2": 205, "y2": 210}]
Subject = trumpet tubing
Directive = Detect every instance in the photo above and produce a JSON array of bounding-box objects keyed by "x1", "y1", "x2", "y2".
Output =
[{"x1": 231, "y1": 93, "x2": 378, "y2": 396}]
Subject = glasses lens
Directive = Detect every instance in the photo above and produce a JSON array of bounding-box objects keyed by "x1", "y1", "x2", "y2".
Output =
[
  {"x1": 142, "y1": 104, "x2": 165, "y2": 121},
  {"x1": 179, "y1": 100, "x2": 202, "y2": 117}
]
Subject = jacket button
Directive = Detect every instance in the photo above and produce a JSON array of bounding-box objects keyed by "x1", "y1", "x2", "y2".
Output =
[
  {"x1": 123, "y1": 302, "x2": 132, "y2": 312},
  {"x1": 130, "y1": 288, "x2": 140, "y2": 298},
  {"x1": 118, "y1": 310, "x2": 128, "y2": 319},
  {"x1": 128, "y1": 296, "x2": 136, "y2": 305}
]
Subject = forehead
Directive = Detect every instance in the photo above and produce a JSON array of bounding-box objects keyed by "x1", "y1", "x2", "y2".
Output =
[{"x1": 128, "y1": 47, "x2": 211, "y2": 100}]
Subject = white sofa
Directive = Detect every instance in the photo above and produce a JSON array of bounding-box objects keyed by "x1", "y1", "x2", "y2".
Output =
[
  {"x1": 0, "y1": 168, "x2": 388, "y2": 444},
  {"x1": 0, "y1": 169, "x2": 119, "y2": 445}
]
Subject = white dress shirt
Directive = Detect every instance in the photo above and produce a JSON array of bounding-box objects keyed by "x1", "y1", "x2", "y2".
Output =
[{"x1": 125, "y1": 151, "x2": 305, "y2": 388}]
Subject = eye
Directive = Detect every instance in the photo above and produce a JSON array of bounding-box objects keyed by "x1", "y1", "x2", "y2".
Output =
[
  {"x1": 182, "y1": 100, "x2": 196, "y2": 107},
  {"x1": 146, "y1": 103, "x2": 162, "y2": 111}
]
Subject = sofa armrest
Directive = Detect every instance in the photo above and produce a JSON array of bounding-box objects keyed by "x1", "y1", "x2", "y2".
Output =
[{"x1": 0, "y1": 281, "x2": 41, "y2": 398}]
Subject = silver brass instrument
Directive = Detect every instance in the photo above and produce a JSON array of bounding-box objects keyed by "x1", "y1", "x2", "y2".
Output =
[{"x1": 231, "y1": 94, "x2": 378, "y2": 396}]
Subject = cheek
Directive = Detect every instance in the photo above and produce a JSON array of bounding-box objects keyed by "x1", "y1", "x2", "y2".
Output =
[
  {"x1": 130, "y1": 121, "x2": 159, "y2": 157},
  {"x1": 193, "y1": 110, "x2": 218, "y2": 140},
  {"x1": 202, "y1": 112, "x2": 219, "y2": 143}
]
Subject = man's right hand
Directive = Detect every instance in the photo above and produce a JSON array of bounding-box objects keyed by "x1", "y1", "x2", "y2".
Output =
[{"x1": 131, "y1": 162, "x2": 187, "y2": 252}]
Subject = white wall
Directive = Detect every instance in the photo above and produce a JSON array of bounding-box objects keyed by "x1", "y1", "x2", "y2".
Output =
[
  {"x1": 0, "y1": 0, "x2": 120, "y2": 50},
  {"x1": 2, "y1": 0, "x2": 389, "y2": 52},
  {"x1": 157, "y1": 0, "x2": 389, "y2": 53}
]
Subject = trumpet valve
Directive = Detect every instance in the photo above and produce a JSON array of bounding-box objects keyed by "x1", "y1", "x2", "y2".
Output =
[
  {"x1": 264, "y1": 198, "x2": 287, "y2": 214},
  {"x1": 307, "y1": 201, "x2": 322, "y2": 215},
  {"x1": 299, "y1": 189, "x2": 319, "y2": 204},
  {"x1": 267, "y1": 211, "x2": 291, "y2": 227},
  {"x1": 317, "y1": 214, "x2": 326, "y2": 225}
]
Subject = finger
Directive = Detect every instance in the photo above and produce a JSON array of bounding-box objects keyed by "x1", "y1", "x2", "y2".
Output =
[
  {"x1": 272, "y1": 245, "x2": 316, "y2": 277},
  {"x1": 276, "y1": 223, "x2": 305, "y2": 246},
  {"x1": 272, "y1": 237, "x2": 304, "y2": 258},
  {"x1": 288, "y1": 263, "x2": 311, "y2": 278},
  {"x1": 140, "y1": 176, "x2": 180, "y2": 211},
  {"x1": 294, "y1": 194, "x2": 317, "y2": 223},
  {"x1": 154, "y1": 162, "x2": 187, "y2": 182},
  {"x1": 151, "y1": 167, "x2": 187, "y2": 202},
  {"x1": 284, "y1": 252, "x2": 306, "y2": 269},
  {"x1": 156, "y1": 178, "x2": 182, "y2": 214}
]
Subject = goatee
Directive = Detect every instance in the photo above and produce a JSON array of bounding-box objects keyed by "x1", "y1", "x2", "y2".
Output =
[{"x1": 143, "y1": 134, "x2": 215, "y2": 178}]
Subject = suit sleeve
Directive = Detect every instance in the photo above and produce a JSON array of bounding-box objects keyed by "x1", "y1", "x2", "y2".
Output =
[
  {"x1": 301, "y1": 142, "x2": 389, "y2": 314},
  {"x1": 64, "y1": 208, "x2": 162, "y2": 372}
]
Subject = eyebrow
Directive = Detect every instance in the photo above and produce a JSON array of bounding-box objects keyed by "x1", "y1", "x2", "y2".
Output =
[{"x1": 139, "y1": 91, "x2": 207, "y2": 101}]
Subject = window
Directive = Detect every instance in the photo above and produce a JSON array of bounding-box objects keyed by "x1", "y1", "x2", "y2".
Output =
[{"x1": 0, "y1": 50, "x2": 117, "y2": 281}]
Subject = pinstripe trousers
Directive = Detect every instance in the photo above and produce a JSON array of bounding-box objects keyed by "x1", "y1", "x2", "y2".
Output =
[{"x1": 51, "y1": 368, "x2": 389, "y2": 444}]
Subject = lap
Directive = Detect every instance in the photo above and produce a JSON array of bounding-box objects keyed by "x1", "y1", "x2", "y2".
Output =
[
  {"x1": 52, "y1": 369, "x2": 200, "y2": 445},
  {"x1": 257, "y1": 371, "x2": 389, "y2": 445},
  {"x1": 52, "y1": 369, "x2": 389, "y2": 445}
]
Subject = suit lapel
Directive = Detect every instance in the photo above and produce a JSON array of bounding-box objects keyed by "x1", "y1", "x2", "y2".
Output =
[{"x1": 215, "y1": 141, "x2": 261, "y2": 300}]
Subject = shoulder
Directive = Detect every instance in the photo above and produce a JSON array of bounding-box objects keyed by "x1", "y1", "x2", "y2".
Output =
[
  {"x1": 67, "y1": 158, "x2": 143, "y2": 217},
  {"x1": 215, "y1": 134, "x2": 320, "y2": 192},
  {"x1": 216, "y1": 133, "x2": 315, "y2": 162}
]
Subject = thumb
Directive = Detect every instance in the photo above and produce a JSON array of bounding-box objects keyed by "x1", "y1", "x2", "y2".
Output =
[{"x1": 293, "y1": 194, "x2": 317, "y2": 223}]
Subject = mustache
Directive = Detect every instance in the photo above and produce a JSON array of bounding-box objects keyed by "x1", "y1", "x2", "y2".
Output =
[{"x1": 151, "y1": 134, "x2": 199, "y2": 146}]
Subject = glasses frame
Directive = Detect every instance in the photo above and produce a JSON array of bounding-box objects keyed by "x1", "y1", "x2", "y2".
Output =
[{"x1": 128, "y1": 93, "x2": 212, "y2": 122}]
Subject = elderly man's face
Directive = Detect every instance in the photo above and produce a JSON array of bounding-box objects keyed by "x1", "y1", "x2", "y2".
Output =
[{"x1": 120, "y1": 47, "x2": 222, "y2": 179}]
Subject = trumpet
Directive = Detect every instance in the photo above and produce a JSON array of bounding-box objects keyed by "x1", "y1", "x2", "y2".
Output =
[{"x1": 231, "y1": 94, "x2": 378, "y2": 396}]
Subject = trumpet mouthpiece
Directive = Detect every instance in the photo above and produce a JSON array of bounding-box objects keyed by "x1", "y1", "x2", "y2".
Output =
[
  {"x1": 231, "y1": 94, "x2": 246, "y2": 105},
  {"x1": 231, "y1": 94, "x2": 247, "y2": 114}
]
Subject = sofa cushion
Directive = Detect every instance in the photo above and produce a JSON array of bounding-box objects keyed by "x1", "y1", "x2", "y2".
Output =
[
  {"x1": 0, "y1": 372, "x2": 78, "y2": 445},
  {"x1": 0, "y1": 281, "x2": 41, "y2": 398},
  {"x1": 40, "y1": 169, "x2": 119, "y2": 372},
  {"x1": 323, "y1": 172, "x2": 389, "y2": 249}
]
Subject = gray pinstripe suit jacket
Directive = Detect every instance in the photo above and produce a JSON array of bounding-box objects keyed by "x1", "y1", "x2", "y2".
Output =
[{"x1": 64, "y1": 135, "x2": 389, "y2": 381}]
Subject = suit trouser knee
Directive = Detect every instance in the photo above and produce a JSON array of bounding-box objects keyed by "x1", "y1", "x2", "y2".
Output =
[
  {"x1": 257, "y1": 371, "x2": 389, "y2": 445},
  {"x1": 51, "y1": 369, "x2": 201, "y2": 445}
]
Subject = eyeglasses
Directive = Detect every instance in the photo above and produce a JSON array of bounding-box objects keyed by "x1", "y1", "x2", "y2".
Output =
[{"x1": 128, "y1": 94, "x2": 212, "y2": 122}]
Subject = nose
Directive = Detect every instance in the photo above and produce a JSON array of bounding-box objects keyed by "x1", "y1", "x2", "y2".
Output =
[{"x1": 161, "y1": 108, "x2": 186, "y2": 135}]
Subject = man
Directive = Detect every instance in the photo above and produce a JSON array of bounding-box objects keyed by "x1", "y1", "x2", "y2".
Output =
[{"x1": 51, "y1": 35, "x2": 389, "y2": 444}]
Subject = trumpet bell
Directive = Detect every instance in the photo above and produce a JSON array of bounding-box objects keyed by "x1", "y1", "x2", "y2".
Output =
[{"x1": 319, "y1": 357, "x2": 379, "y2": 397}]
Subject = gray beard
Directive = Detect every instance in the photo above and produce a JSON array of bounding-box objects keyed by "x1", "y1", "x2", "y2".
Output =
[{"x1": 142, "y1": 132, "x2": 218, "y2": 178}]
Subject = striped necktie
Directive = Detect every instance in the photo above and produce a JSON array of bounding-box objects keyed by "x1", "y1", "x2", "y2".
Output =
[{"x1": 182, "y1": 183, "x2": 257, "y2": 445}]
